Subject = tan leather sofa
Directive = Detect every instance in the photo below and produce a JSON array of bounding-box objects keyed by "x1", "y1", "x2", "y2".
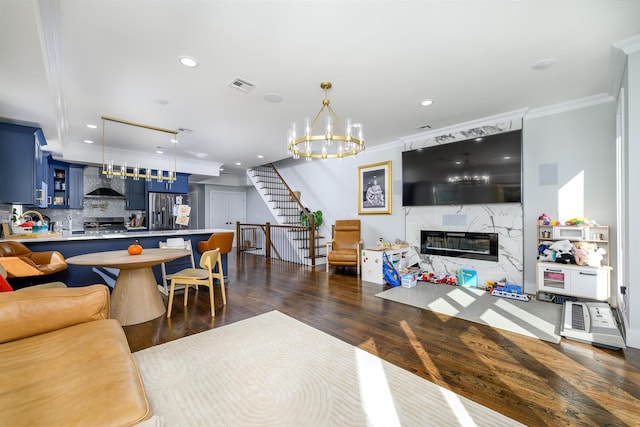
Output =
[
  {"x1": 0, "y1": 285, "x2": 151, "y2": 426},
  {"x1": 0, "y1": 241, "x2": 67, "y2": 278}
]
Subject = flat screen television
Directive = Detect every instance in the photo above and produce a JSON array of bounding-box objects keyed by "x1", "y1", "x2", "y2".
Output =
[{"x1": 402, "y1": 130, "x2": 522, "y2": 206}]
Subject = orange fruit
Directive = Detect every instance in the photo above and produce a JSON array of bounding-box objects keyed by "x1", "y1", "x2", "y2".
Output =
[{"x1": 128, "y1": 240, "x2": 143, "y2": 255}]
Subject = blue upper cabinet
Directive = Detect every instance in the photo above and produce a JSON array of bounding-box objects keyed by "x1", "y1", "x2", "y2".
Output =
[
  {"x1": 68, "y1": 164, "x2": 85, "y2": 209},
  {"x1": 146, "y1": 172, "x2": 189, "y2": 193},
  {"x1": 33, "y1": 130, "x2": 49, "y2": 208},
  {"x1": 0, "y1": 122, "x2": 47, "y2": 206},
  {"x1": 47, "y1": 156, "x2": 84, "y2": 209},
  {"x1": 48, "y1": 158, "x2": 69, "y2": 208},
  {"x1": 125, "y1": 168, "x2": 146, "y2": 210}
]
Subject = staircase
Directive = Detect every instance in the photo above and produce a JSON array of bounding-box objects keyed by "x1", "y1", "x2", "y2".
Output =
[{"x1": 246, "y1": 164, "x2": 326, "y2": 267}]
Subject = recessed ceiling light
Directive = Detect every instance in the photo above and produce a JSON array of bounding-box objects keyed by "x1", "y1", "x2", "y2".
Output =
[
  {"x1": 155, "y1": 146, "x2": 164, "y2": 154},
  {"x1": 257, "y1": 155, "x2": 264, "y2": 159},
  {"x1": 420, "y1": 99, "x2": 434, "y2": 107},
  {"x1": 475, "y1": 138, "x2": 483, "y2": 142},
  {"x1": 83, "y1": 139, "x2": 94, "y2": 144},
  {"x1": 503, "y1": 156, "x2": 511, "y2": 160},
  {"x1": 235, "y1": 162, "x2": 241, "y2": 166},
  {"x1": 170, "y1": 138, "x2": 178, "y2": 143},
  {"x1": 179, "y1": 56, "x2": 199, "y2": 68},
  {"x1": 531, "y1": 58, "x2": 556, "y2": 70},
  {"x1": 86, "y1": 124, "x2": 97, "y2": 129},
  {"x1": 263, "y1": 93, "x2": 283, "y2": 103}
]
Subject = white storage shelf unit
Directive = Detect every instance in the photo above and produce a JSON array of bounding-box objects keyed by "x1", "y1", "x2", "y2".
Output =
[
  {"x1": 361, "y1": 248, "x2": 409, "y2": 285},
  {"x1": 537, "y1": 263, "x2": 609, "y2": 301},
  {"x1": 537, "y1": 225, "x2": 611, "y2": 302}
]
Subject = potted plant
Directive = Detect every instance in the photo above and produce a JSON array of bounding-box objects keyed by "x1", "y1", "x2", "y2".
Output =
[{"x1": 300, "y1": 209, "x2": 323, "y2": 228}]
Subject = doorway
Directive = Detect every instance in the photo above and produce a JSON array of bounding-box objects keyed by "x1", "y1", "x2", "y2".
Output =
[{"x1": 209, "y1": 191, "x2": 246, "y2": 230}]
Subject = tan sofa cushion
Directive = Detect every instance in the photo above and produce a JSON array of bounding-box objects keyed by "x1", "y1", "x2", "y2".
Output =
[
  {"x1": 0, "y1": 285, "x2": 109, "y2": 344},
  {"x1": 0, "y1": 320, "x2": 151, "y2": 426},
  {"x1": 0, "y1": 285, "x2": 151, "y2": 426}
]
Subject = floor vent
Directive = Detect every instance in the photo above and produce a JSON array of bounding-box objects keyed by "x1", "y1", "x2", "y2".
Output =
[{"x1": 228, "y1": 77, "x2": 256, "y2": 93}]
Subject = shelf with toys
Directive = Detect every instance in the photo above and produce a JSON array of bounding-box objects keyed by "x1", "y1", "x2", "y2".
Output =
[{"x1": 536, "y1": 213, "x2": 611, "y2": 303}]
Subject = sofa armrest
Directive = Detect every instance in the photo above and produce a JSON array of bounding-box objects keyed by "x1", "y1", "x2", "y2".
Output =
[{"x1": 0, "y1": 284, "x2": 110, "y2": 344}]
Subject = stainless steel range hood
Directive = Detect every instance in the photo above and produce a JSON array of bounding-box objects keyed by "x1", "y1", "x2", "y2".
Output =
[{"x1": 85, "y1": 187, "x2": 125, "y2": 198}]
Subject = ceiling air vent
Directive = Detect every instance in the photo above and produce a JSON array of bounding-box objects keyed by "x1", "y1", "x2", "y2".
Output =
[{"x1": 228, "y1": 77, "x2": 256, "y2": 93}]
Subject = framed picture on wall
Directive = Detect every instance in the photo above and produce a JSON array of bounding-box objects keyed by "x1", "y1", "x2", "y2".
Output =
[{"x1": 358, "y1": 161, "x2": 392, "y2": 214}]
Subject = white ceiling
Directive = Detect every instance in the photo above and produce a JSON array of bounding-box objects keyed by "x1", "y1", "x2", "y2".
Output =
[{"x1": 1, "y1": 1, "x2": 639, "y2": 182}]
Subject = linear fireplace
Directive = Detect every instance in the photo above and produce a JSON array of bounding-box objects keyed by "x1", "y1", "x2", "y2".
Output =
[{"x1": 421, "y1": 230, "x2": 498, "y2": 262}]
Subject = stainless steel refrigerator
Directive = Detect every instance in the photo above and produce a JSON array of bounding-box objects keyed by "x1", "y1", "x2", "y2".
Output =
[{"x1": 148, "y1": 192, "x2": 190, "y2": 230}]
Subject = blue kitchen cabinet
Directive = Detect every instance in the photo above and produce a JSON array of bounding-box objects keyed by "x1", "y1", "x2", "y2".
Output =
[
  {"x1": 33, "y1": 129, "x2": 49, "y2": 208},
  {"x1": 0, "y1": 122, "x2": 47, "y2": 206},
  {"x1": 48, "y1": 158, "x2": 70, "y2": 208},
  {"x1": 125, "y1": 169, "x2": 146, "y2": 210},
  {"x1": 47, "y1": 157, "x2": 84, "y2": 209},
  {"x1": 68, "y1": 164, "x2": 85, "y2": 209},
  {"x1": 146, "y1": 172, "x2": 189, "y2": 193}
]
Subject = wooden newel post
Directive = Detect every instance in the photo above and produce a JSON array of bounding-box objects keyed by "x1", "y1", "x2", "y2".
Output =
[
  {"x1": 309, "y1": 215, "x2": 315, "y2": 265},
  {"x1": 236, "y1": 222, "x2": 241, "y2": 257},
  {"x1": 265, "y1": 222, "x2": 271, "y2": 259}
]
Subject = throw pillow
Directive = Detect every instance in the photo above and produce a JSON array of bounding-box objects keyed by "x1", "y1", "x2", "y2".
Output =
[{"x1": 0, "y1": 274, "x2": 14, "y2": 292}]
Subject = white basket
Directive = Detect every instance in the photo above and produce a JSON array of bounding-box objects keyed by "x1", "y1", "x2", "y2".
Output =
[{"x1": 11, "y1": 225, "x2": 30, "y2": 234}]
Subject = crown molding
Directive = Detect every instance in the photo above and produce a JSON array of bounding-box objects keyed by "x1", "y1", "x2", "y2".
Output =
[
  {"x1": 524, "y1": 93, "x2": 614, "y2": 120},
  {"x1": 399, "y1": 109, "x2": 527, "y2": 145},
  {"x1": 608, "y1": 34, "x2": 640, "y2": 98}
]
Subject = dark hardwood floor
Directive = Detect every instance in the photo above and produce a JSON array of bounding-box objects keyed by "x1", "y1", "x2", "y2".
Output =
[{"x1": 124, "y1": 253, "x2": 640, "y2": 426}]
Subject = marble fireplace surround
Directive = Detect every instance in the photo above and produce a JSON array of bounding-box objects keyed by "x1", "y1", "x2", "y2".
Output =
[{"x1": 405, "y1": 204, "x2": 524, "y2": 288}]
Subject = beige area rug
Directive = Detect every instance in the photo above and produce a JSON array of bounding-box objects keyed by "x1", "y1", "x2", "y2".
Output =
[
  {"x1": 133, "y1": 310, "x2": 523, "y2": 426},
  {"x1": 376, "y1": 282, "x2": 562, "y2": 344}
]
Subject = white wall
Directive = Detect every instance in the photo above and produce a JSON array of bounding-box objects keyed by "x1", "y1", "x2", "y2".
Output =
[
  {"x1": 246, "y1": 185, "x2": 277, "y2": 224},
  {"x1": 273, "y1": 103, "x2": 618, "y2": 295},
  {"x1": 523, "y1": 101, "x2": 617, "y2": 295},
  {"x1": 274, "y1": 144, "x2": 406, "y2": 247},
  {"x1": 623, "y1": 50, "x2": 640, "y2": 347}
]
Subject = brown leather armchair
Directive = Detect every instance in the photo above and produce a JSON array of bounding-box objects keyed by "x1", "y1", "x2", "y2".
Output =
[
  {"x1": 0, "y1": 241, "x2": 68, "y2": 278},
  {"x1": 197, "y1": 231, "x2": 234, "y2": 255},
  {"x1": 326, "y1": 220, "x2": 363, "y2": 275}
]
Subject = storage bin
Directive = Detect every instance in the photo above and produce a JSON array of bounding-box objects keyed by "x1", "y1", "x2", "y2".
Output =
[{"x1": 401, "y1": 274, "x2": 417, "y2": 288}]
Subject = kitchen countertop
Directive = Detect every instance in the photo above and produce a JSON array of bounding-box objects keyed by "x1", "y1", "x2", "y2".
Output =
[{"x1": 0, "y1": 228, "x2": 234, "y2": 243}]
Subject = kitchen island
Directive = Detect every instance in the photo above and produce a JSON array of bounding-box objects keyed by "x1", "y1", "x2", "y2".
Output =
[{"x1": 1, "y1": 229, "x2": 234, "y2": 288}]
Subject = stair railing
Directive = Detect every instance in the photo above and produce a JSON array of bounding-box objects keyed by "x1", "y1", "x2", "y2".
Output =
[
  {"x1": 262, "y1": 163, "x2": 316, "y2": 263},
  {"x1": 235, "y1": 221, "x2": 318, "y2": 265}
]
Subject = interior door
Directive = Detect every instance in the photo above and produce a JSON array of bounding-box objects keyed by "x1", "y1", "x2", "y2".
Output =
[{"x1": 210, "y1": 191, "x2": 246, "y2": 229}]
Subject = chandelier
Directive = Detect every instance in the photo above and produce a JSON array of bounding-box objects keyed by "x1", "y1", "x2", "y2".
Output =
[
  {"x1": 102, "y1": 116, "x2": 177, "y2": 182},
  {"x1": 287, "y1": 82, "x2": 364, "y2": 161}
]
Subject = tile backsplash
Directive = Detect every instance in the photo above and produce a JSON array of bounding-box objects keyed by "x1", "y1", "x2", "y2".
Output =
[{"x1": 3, "y1": 166, "x2": 144, "y2": 232}]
